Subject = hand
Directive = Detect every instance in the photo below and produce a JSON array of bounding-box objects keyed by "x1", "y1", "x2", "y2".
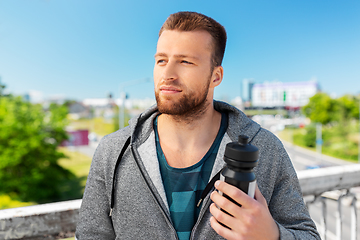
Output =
[{"x1": 209, "y1": 180, "x2": 280, "y2": 240}]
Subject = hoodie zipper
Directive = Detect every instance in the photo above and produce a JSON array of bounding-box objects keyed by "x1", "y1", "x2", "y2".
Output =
[
  {"x1": 130, "y1": 146, "x2": 179, "y2": 240},
  {"x1": 190, "y1": 191, "x2": 214, "y2": 240},
  {"x1": 189, "y1": 167, "x2": 225, "y2": 239}
]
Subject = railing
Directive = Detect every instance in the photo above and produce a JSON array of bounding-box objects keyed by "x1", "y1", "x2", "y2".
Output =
[
  {"x1": 298, "y1": 164, "x2": 360, "y2": 240},
  {"x1": 1, "y1": 164, "x2": 360, "y2": 240},
  {"x1": 0, "y1": 199, "x2": 81, "y2": 239}
]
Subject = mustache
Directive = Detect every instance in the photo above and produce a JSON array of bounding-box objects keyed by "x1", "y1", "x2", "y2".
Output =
[{"x1": 156, "y1": 81, "x2": 183, "y2": 89}]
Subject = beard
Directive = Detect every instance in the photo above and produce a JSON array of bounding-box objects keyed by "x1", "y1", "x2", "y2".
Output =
[{"x1": 155, "y1": 77, "x2": 211, "y2": 119}]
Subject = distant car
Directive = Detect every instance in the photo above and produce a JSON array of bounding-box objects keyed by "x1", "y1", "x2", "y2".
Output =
[
  {"x1": 305, "y1": 164, "x2": 328, "y2": 170},
  {"x1": 88, "y1": 132, "x2": 98, "y2": 142}
]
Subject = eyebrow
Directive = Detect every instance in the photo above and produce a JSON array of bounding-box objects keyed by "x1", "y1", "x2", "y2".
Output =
[{"x1": 154, "y1": 52, "x2": 199, "y2": 60}]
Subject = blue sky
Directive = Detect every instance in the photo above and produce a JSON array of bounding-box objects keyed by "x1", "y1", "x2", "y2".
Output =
[{"x1": 0, "y1": 0, "x2": 359, "y2": 102}]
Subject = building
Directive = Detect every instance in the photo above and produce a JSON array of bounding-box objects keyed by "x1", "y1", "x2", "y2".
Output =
[
  {"x1": 242, "y1": 79, "x2": 255, "y2": 105},
  {"x1": 251, "y1": 81, "x2": 319, "y2": 108},
  {"x1": 82, "y1": 97, "x2": 156, "y2": 119},
  {"x1": 68, "y1": 102, "x2": 91, "y2": 120},
  {"x1": 82, "y1": 97, "x2": 118, "y2": 119}
]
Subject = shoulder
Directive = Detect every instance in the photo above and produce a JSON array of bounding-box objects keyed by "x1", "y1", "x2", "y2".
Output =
[
  {"x1": 91, "y1": 127, "x2": 132, "y2": 169},
  {"x1": 92, "y1": 127, "x2": 131, "y2": 157},
  {"x1": 252, "y1": 127, "x2": 284, "y2": 151},
  {"x1": 252, "y1": 127, "x2": 292, "y2": 172},
  {"x1": 101, "y1": 127, "x2": 131, "y2": 145},
  {"x1": 253, "y1": 128, "x2": 298, "y2": 198}
]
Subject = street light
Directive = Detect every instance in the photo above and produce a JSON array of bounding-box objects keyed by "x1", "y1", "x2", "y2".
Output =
[
  {"x1": 119, "y1": 78, "x2": 152, "y2": 129},
  {"x1": 316, "y1": 122, "x2": 322, "y2": 164}
]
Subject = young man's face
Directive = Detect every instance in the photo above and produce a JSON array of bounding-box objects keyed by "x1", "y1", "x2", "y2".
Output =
[{"x1": 154, "y1": 30, "x2": 217, "y2": 115}]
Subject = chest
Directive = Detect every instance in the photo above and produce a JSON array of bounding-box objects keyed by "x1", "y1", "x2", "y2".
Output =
[{"x1": 160, "y1": 145, "x2": 208, "y2": 168}]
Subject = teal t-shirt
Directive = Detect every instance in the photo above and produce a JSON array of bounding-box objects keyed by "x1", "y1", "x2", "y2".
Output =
[{"x1": 154, "y1": 113, "x2": 228, "y2": 240}]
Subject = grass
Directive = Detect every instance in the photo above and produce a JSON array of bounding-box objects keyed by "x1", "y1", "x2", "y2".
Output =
[
  {"x1": 0, "y1": 194, "x2": 35, "y2": 209},
  {"x1": 1, "y1": 117, "x2": 99, "y2": 238},
  {"x1": 68, "y1": 117, "x2": 115, "y2": 136},
  {"x1": 277, "y1": 128, "x2": 294, "y2": 143},
  {"x1": 0, "y1": 148, "x2": 92, "y2": 210},
  {"x1": 58, "y1": 147, "x2": 92, "y2": 188},
  {"x1": 0, "y1": 148, "x2": 92, "y2": 240},
  {"x1": 277, "y1": 128, "x2": 318, "y2": 153},
  {"x1": 278, "y1": 126, "x2": 359, "y2": 162},
  {"x1": 57, "y1": 148, "x2": 92, "y2": 240},
  {"x1": 243, "y1": 108, "x2": 287, "y2": 117}
]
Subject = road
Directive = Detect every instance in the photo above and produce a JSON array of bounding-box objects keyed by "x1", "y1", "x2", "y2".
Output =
[
  {"x1": 280, "y1": 139, "x2": 359, "y2": 240},
  {"x1": 281, "y1": 140, "x2": 352, "y2": 171}
]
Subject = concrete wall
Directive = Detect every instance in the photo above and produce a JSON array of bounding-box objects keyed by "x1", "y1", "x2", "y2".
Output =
[
  {"x1": 1, "y1": 164, "x2": 360, "y2": 239},
  {"x1": 0, "y1": 200, "x2": 81, "y2": 240}
]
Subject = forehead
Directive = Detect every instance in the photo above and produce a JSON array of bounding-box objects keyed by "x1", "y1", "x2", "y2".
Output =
[{"x1": 156, "y1": 30, "x2": 213, "y2": 58}]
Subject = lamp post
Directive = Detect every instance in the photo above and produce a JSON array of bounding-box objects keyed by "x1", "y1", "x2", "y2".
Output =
[
  {"x1": 316, "y1": 122, "x2": 323, "y2": 164},
  {"x1": 119, "y1": 78, "x2": 151, "y2": 129},
  {"x1": 0, "y1": 76, "x2": 5, "y2": 97}
]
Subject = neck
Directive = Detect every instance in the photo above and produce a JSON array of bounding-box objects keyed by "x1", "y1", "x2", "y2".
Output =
[
  {"x1": 158, "y1": 99, "x2": 219, "y2": 135},
  {"x1": 156, "y1": 100, "x2": 222, "y2": 168}
]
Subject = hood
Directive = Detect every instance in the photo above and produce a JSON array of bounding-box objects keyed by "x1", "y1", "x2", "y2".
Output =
[{"x1": 126, "y1": 100, "x2": 260, "y2": 147}]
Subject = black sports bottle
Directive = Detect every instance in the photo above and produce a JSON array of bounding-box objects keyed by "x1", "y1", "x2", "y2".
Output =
[{"x1": 219, "y1": 135, "x2": 259, "y2": 207}]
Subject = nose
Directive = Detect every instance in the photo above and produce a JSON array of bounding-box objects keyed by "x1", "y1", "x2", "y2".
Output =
[{"x1": 162, "y1": 61, "x2": 178, "y2": 81}]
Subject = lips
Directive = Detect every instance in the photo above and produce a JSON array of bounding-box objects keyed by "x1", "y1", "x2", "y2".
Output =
[{"x1": 159, "y1": 85, "x2": 182, "y2": 93}]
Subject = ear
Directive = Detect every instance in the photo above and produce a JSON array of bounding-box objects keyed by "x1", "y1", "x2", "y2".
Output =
[{"x1": 210, "y1": 66, "x2": 224, "y2": 88}]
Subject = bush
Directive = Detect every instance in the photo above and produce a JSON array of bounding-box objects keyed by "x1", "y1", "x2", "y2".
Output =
[
  {"x1": 0, "y1": 194, "x2": 34, "y2": 209},
  {"x1": 0, "y1": 96, "x2": 82, "y2": 203},
  {"x1": 303, "y1": 124, "x2": 317, "y2": 148}
]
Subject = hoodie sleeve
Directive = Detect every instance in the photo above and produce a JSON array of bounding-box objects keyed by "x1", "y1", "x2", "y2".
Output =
[
  {"x1": 75, "y1": 138, "x2": 116, "y2": 240},
  {"x1": 272, "y1": 146, "x2": 320, "y2": 239},
  {"x1": 255, "y1": 130, "x2": 320, "y2": 240}
]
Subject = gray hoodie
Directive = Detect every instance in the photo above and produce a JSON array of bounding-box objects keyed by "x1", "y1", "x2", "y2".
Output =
[{"x1": 76, "y1": 101, "x2": 320, "y2": 239}]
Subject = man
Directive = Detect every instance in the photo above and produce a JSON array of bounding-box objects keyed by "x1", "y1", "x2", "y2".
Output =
[{"x1": 76, "y1": 12, "x2": 320, "y2": 239}]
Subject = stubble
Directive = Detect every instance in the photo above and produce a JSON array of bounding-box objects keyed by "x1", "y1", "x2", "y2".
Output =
[{"x1": 155, "y1": 77, "x2": 212, "y2": 123}]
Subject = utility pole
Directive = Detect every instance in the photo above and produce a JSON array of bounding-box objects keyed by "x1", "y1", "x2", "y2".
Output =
[
  {"x1": 119, "y1": 78, "x2": 151, "y2": 129},
  {"x1": 119, "y1": 91, "x2": 127, "y2": 130},
  {"x1": 0, "y1": 76, "x2": 5, "y2": 97},
  {"x1": 316, "y1": 122, "x2": 323, "y2": 164}
]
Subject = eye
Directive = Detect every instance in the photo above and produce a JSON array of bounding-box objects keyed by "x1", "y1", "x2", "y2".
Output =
[
  {"x1": 181, "y1": 60, "x2": 193, "y2": 65},
  {"x1": 156, "y1": 59, "x2": 167, "y2": 65}
]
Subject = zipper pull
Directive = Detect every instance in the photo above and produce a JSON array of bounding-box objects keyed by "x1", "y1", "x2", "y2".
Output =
[{"x1": 197, "y1": 167, "x2": 224, "y2": 207}]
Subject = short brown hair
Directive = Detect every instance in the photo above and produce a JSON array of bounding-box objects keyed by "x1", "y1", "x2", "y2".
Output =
[{"x1": 159, "y1": 11, "x2": 227, "y2": 68}]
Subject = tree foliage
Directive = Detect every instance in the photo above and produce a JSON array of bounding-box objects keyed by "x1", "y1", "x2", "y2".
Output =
[
  {"x1": 302, "y1": 92, "x2": 359, "y2": 125},
  {"x1": 335, "y1": 94, "x2": 360, "y2": 121},
  {"x1": 0, "y1": 96, "x2": 78, "y2": 203},
  {"x1": 298, "y1": 93, "x2": 359, "y2": 161},
  {"x1": 0, "y1": 82, "x2": 5, "y2": 96},
  {"x1": 302, "y1": 93, "x2": 337, "y2": 125}
]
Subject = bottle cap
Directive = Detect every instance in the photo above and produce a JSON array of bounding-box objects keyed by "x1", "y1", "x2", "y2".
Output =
[{"x1": 224, "y1": 135, "x2": 259, "y2": 168}]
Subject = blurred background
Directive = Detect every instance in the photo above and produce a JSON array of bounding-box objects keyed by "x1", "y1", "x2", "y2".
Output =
[{"x1": 0, "y1": 0, "x2": 359, "y2": 239}]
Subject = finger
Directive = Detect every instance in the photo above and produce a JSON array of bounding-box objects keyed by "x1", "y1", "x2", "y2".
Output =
[
  {"x1": 254, "y1": 184, "x2": 268, "y2": 207},
  {"x1": 210, "y1": 215, "x2": 235, "y2": 240},
  {"x1": 209, "y1": 202, "x2": 238, "y2": 230},
  {"x1": 210, "y1": 190, "x2": 242, "y2": 219},
  {"x1": 214, "y1": 180, "x2": 254, "y2": 208}
]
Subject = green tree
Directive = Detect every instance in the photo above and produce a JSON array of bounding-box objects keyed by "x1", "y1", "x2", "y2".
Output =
[
  {"x1": 302, "y1": 93, "x2": 337, "y2": 125},
  {"x1": 335, "y1": 95, "x2": 359, "y2": 121},
  {"x1": 0, "y1": 96, "x2": 79, "y2": 203},
  {"x1": 303, "y1": 124, "x2": 317, "y2": 147},
  {"x1": 62, "y1": 99, "x2": 77, "y2": 108},
  {"x1": 0, "y1": 82, "x2": 5, "y2": 97}
]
